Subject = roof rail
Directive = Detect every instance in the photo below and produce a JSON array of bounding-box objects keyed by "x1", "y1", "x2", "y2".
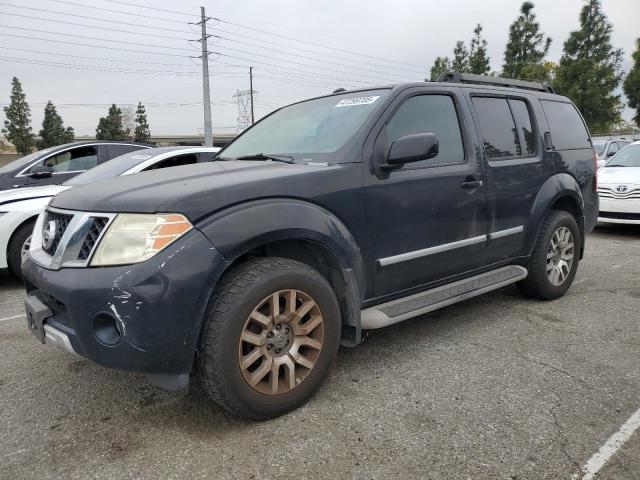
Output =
[{"x1": 436, "y1": 72, "x2": 554, "y2": 94}]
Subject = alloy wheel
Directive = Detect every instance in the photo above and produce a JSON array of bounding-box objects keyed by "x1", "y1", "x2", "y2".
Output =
[
  {"x1": 238, "y1": 289, "x2": 324, "y2": 395},
  {"x1": 21, "y1": 235, "x2": 31, "y2": 262},
  {"x1": 546, "y1": 227, "x2": 574, "y2": 286}
]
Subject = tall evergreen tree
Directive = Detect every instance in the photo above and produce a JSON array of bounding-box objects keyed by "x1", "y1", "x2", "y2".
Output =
[
  {"x1": 38, "y1": 101, "x2": 74, "y2": 149},
  {"x1": 95, "y1": 104, "x2": 126, "y2": 140},
  {"x1": 452, "y1": 41, "x2": 470, "y2": 73},
  {"x1": 503, "y1": 2, "x2": 551, "y2": 79},
  {"x1": 2, "y1": 77, "x2": 34, "y2": 156},
  {"x1": 429, "y1": 56, "x2": 452, "y2": 81},
  {"x1": 554, "y1": 0, "x2": 623, "y2": 132},
  {"x1": 469, "y1": 24, "x2": 491, "y2": 75},
  {"x1": 133, "y1": 102, "x2": 151, "y2": 143},
  {"x1": 623, "y1": 39, "x2": 640, "y2": 127}
]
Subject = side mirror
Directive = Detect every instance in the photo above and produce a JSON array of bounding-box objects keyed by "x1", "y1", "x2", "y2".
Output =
[
  {"x1": 29, "y1": 165, "x2": 54, "y2": 178},
  {"x1": 607, "y1": 150, "x2": 616, "y2": 158},
  {"x1": 384, "y1": 133, "x2": 439, "y2": 170}
]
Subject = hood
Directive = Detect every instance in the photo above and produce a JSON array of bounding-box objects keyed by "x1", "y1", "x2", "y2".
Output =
[
  {"x1": 0, "y1": 184, "x2": 68, "y2": 207},
  {"x1": 49, "y1": 160, "x2": 341, "y2": 221},
  {"x1": 598, "y1": 167, "x2": 640, "y2": 186}
]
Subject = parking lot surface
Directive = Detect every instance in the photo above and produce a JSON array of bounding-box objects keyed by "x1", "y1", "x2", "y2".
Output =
[{"x1": 1, "y1": 224, "x2": 638, "y2": 480}]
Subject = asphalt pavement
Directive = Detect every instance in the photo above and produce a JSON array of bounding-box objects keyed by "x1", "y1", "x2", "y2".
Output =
[{"x1": 1, "y1": 223, "x2": 638, "y2": 479}]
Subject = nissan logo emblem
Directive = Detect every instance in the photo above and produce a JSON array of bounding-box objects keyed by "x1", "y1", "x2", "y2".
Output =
[{"x1": 42, "y1": 220, "x2": 57, "y2": 250}]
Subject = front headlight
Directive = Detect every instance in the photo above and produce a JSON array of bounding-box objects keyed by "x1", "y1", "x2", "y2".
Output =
[{"x1": 90, "y1": 213, "x2": 192, "y2": 266}]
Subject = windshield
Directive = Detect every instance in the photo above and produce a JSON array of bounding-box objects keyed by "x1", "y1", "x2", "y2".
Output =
[
  {"x1": 606, "y1": 144, "x2": 640, "y2": 168},
  {"x1": 0, "y1": 146, "x2": 58, "y2": 174},
  {"x1": 593, "y1": 142, "x2": 605, "y2": 155},
  {"x1": 63, "y1": 150, "x2": 155, "y2": 186},
  {"x1": 221, "y1": 89, "x2": 389, "y2": 159}
]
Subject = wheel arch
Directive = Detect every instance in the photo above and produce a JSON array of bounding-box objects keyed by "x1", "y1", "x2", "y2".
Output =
[
  {"x1": 525, "y1": 173, "x2": 586, "y2": 259},
  {"x1": 5, "y1": 215, "x2": 38, "y2": 274},
  {"x1": 196, "y1": 199, "x2": 366, "y2": 346}
]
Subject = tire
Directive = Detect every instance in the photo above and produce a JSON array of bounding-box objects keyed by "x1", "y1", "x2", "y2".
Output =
[
  {"x1": 518, "y1": 210, "x2": 581, "y2": 300},
  {"x1": 197, "y1": 257, "x2": 341, "y2": 420},
  {"x1": 7, "y1": 220, "x2": 35, "y2": 280}
]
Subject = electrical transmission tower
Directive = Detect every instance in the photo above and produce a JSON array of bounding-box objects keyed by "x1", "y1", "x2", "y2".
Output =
[{"x1": 233, "y1": 89, "x2": 256, "y2": 133}]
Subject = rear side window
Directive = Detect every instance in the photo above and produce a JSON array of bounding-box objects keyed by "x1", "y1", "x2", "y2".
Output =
[
  {"x1": 540, "y1": 100, "x2": 590, "y2": 150},
  {"x1": 386, "y1": 94, "x2": 465, "y2": 166},
  {"x1": 472, "y1": 97, "x2": 521, "y2": 159},
  {"x1": 144, "y1": 154, "x2": 198, "y2": 170},
  {"x1": 107, "y1": 144, "x2": 143, "y2": 160}
]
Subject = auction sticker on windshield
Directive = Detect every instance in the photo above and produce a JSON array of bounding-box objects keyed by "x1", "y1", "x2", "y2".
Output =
[{"x1": 335, "y1": 96, "x2": 380, "y2": 107}]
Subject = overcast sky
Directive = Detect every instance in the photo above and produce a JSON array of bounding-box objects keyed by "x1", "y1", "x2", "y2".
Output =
[{"x1": 0, "y1": 0, "x2": 638, "y2": 137}]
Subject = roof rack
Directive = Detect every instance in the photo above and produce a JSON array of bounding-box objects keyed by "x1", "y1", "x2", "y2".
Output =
[{"x1": 436, "y1": 72, "x2": 554, "y2": 94}]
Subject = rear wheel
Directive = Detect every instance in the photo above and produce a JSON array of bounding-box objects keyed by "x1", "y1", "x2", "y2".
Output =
[
  {"x1": 518, "y1": 210, "x2": 580, "y2": 300},
  {"x1": 197, "y1": 257, "x2": 341, "y2": 420},
  {"x1": 7, "y1": 220, "x2": 35, "y2": 279}
]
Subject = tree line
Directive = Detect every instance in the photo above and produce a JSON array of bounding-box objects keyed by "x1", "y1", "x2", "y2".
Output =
[
  {"x1": 429, "y1": 0, "x2": 640, "y2": 134},
  {"x1": 2, "y1": 77, "x2": 151, "y2": 155}
]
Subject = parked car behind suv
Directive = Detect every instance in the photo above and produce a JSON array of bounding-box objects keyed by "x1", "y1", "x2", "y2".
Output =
[
  {"x1": 0, "y1": 146, "x2": 219, "y2": 278},
  {"x1": 22, "y1": 73, "x2": 598, "y2": 419},
  {"x1": 594, "y1": 138, "x2": 631, "y2": 169},
  {"x1": 0, "y1": 141, "x2": 149, "y2": 192}
]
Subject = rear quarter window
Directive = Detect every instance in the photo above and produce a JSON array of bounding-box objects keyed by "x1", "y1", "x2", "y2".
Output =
[{"x1": 540, "y1": 100, "x2": 590, "y2": 150}]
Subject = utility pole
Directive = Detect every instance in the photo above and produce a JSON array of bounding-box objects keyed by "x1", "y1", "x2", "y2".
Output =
[
  {"x1": 249, "y1": 66, "x2": 255, "y2": 125},
  {"x1": 198, "y1": 6, "x2": 213, "y2": 147}
]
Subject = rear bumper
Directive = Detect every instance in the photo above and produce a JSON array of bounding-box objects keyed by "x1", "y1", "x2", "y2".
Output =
[{"x1": 21, "y1": 228, "x2": 229, "y2": 376}]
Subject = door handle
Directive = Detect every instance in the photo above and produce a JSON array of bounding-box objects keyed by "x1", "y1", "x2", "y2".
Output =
[{"x1": 460, "y1": 179, "x2": 483, "y2": 189}]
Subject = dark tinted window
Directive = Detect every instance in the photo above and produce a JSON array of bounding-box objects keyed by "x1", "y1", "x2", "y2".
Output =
[
  {"x1": 386, "y1": 95, "x2": 464, "y2": 166},
  {"x1": 540, "y1": 100, "x2": 590, "y2": 150},
  {"x1": 508, "y1": 99, "x2": 535, "y2": 155},
  {"x1": 472, "y1": 97, "x2": 521, "y2": 159},
  {"x1": 107, "y1": 144, "x2": 144, "y2": 160},
  {"x1": 144, "y1": 154, "x2": 198, "y2": 170}
]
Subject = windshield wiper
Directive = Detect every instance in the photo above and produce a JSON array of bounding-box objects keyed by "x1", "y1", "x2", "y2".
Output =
[
  {"x1": 606, "y1": 164, "x2": 628, "y2": 167},
  {"x1": 235, "y1": 153, "x2": 295, "y2": 164}
]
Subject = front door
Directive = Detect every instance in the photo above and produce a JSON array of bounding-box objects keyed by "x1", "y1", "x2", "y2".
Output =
[{"x1": 364, "y1": 87, "x2": 488, "y2": 298}]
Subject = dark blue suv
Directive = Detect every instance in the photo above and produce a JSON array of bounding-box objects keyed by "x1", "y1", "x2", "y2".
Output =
[{"x1": 22, "y1": 74, "x2": 598, "y2": 419}]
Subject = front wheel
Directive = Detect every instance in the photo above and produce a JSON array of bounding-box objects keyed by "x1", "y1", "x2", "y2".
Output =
[
  {"x1": 518, "y1": 210, "x2": 581, "y2": 300},
  {"x1": 197, "y1": 257, "x2": 341, "y2": 420},
  {"x1": 7, "y1": 220, "x2": 35, "y2": 279}
]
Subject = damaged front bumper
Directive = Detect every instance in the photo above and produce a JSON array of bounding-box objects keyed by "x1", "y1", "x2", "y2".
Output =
[{"x1": 21, "y1": 228, "x2": 229, "y2": 390}]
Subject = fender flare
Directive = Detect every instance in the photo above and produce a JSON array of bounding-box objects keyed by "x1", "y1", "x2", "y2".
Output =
[
  {"x1": 523, "y1": 173, "x2": 585, "y2": 257},
  {"x1": 196, "y1": 198, "x2": 366, "y2": 344}
]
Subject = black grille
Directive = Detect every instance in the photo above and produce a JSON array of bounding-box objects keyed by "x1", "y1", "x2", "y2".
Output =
[
  {"x1": 78, "y1": 217, "x2": 109, "y2": 260},
  {"x1": 42, "y1": 210, "x2": 73, "y2": 255},
  {"x1": 599, "y1": 211, "x2": 640, "y2": 220}
]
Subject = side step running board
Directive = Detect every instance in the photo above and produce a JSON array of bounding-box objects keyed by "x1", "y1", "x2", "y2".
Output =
[{"x1": 360, "y1": 265, "x2": 527, "y2": 329}]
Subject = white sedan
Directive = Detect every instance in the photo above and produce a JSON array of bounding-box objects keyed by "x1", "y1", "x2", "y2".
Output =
[
  {"x1": 0, "y1": 146, "x2": 219, "y2": 277},
  {"x1": 597, "y1": 141, "x2": 640, "y2": 225}
]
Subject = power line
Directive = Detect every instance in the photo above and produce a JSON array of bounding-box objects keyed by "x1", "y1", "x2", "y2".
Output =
[
  {"x1": 0, "y1": 10, "x2": 191, "y2": 42},
  {"x1": 0, "y1": 9, "x2": 403, "y2": 84},
  {"x1": 209, "y1": 26, "x2": 425, "y2": 76},
  {"x1": 50, "y1": 0, "x2": 188, "y2": 25},
  {"x1": 93, "y1": 0, "x2": 426, "y2": 70},
  {"x1": 0, "y1": 29, "x2": 371, "y2": 87},
  {"x1": 0, "y1": 3, "x2": 190, "y2": 34},
  {"x1": 36, "y1": 0, "x2": 423, "y2": 77},
  {"x1": 214, "y1": 18, "x2": 427, "y2": 70}
]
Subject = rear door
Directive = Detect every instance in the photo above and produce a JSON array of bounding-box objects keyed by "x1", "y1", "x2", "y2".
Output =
[
  {"x1": 364, "y1": 86, "x2": 488, "y2": 297},
  {"x1": 467, "y1": 91, "x2": 552, "y2": 263}
]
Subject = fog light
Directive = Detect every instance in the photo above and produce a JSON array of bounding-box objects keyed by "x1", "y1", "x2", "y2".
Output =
[{"x1": 92, "y1": 312, "x2": 121, "y2": 346}]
